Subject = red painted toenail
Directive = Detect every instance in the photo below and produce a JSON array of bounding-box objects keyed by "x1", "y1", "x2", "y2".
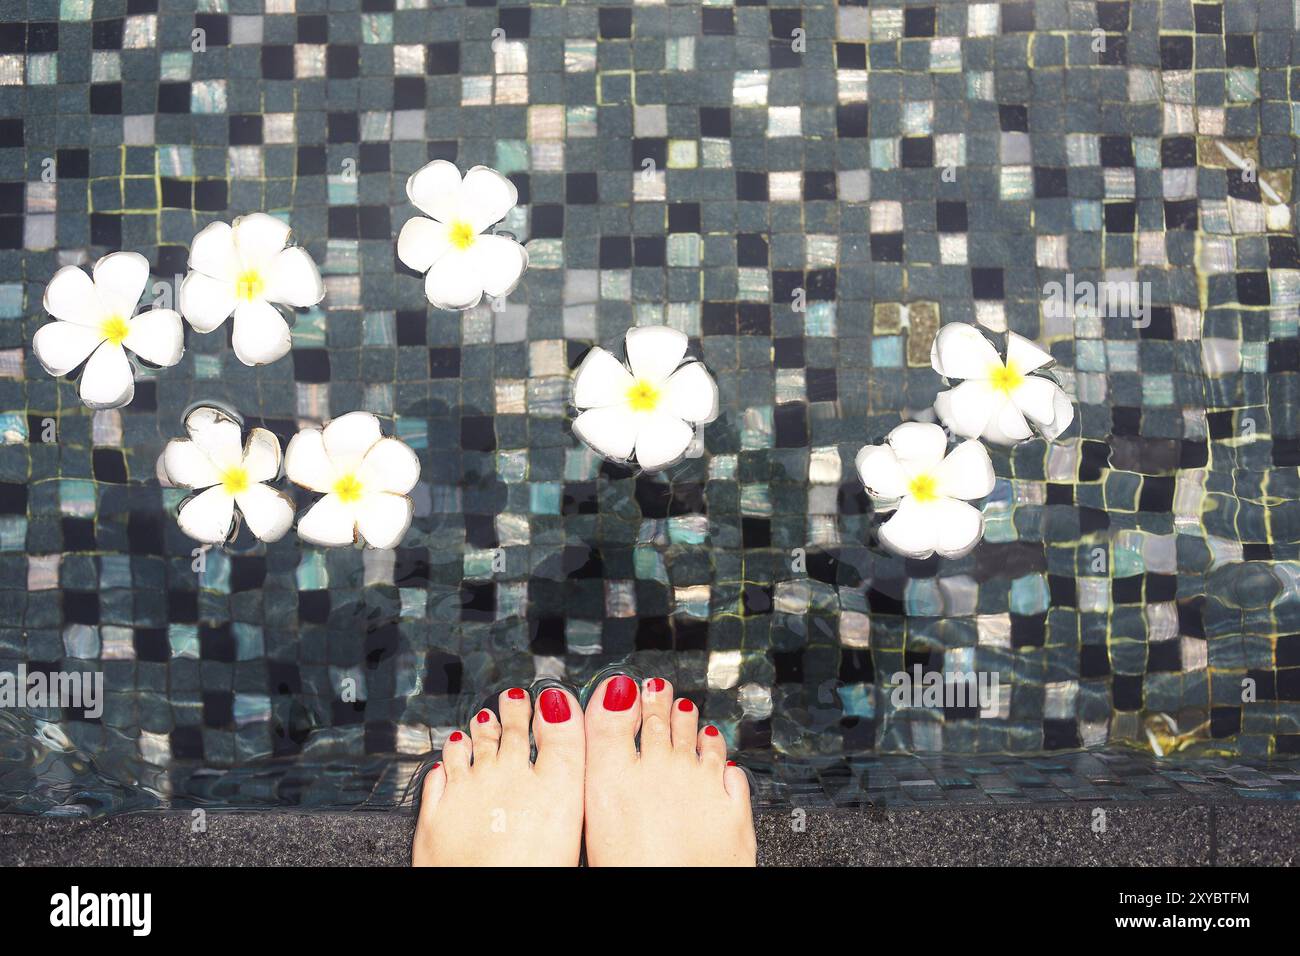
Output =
[
  {"x1": 476, "y1": 710, "x2": 491, "y2": 724},
  {"x1": 677, "y1": 698, "x2": 694, "y2": 712},
  {"x1": 431, "y1": 762, "x2": 441, "y2": 770},
  {"x1": 727, "y1": 760, "x2": 737, "y2": 767},
  {"x1": 539, "y1": 688, "x2": 571, "y2": 723},
  {"x1": 704, "y1": 724, "x2": 719, "y2": 737},
  {"x1": 507, "y1": 687, "x2": 526, "y2": 700},
  {"x1": 448, "y1": 731, "x2": 464, "y2": 742},
  {"x1": 603, "y1": 675, "x2": 637, "y2": 711},
  {"x1": 647, "y1": 677, "x2": 666, "y2": 693}
]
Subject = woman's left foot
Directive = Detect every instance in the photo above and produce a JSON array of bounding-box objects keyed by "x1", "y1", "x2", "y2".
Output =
[{"x1": 412, "y1": 686, "x2": 586, "y2": 866}]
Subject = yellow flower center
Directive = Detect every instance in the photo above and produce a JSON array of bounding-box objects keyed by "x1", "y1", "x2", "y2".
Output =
[
  {"x1": 333, "y1": 473, "x2": 364, "y2": 503},
  {"x1": 235, "y1": 269, "x2": 265, "y2": 303},
  {"x1": 626, "y1": 379, "x2": 662, "y2": 413},
  {"x1": 907, "y1": 473, "x2": 938, "y2": 503},
  {"x1": 448, "y1": 220, "x2": 477, "y2": 251},
  {"x1": 989, "y1": 360, "x2": 1024, "y2": 397},
  {"x1": 220, "y1": 466, "x2": 249, "y2": 496},
  {"x1": 100, "y1": 314, "x2": 130, "y2": 346}
]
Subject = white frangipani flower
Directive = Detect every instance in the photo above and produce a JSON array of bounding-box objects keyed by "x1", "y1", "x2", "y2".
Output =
[
  {"x1": 178, "y1": 212, "x2": 325, "y2": 367},
  {"x1": 162, "y1": 405, "x2": 295, "y2": 545},
  {"x1": 284, "y1": 412, "x2": 421, "y2": 549},
  {"x1": 396, "y1": 160, "x2": 529, "y2": 311},
  {"x1": 570, "y1": 325, "x2": 719, "y2": 472},
  {"x1": 33, "y1": 252, "x2": 183, "y2": 410},
  {"x1": 930, "y1": 323, "x2": 1074, "y2": 445},
  {"x1": 855, "y1": 422, "x2": 995, "y2": 560}
]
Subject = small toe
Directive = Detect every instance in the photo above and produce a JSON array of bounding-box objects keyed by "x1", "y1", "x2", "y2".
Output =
[
  {"x1": 411, "y1": 761, "x2": 445, "y2": 867},
  {"x1": 724, "y1": 761, "x2": 752, "y2": 805},
  {"x1": 441, "y1": 729, "x2": 472, "y2": 778},
  {"x1": 469, "y1": 706, "x2": 500, "y2": 762},
  {"x1": 584, "y1": 674, "x2": 641, "y2": 765},
  {"x1": 698, "y1": 722, "x2": 727, "y2": 764},
  {"x1": 532, "y1": 686, "x2": 585, "y2": 776},
  {"x1": 497, "y1": 686, "x2": 532, "y2": 763},
  {"x1": 670, "y1": 696, "x2": 699, "y2": 754},
  {"x1": 639, "y1": 676, "x2": 673, "y2": 757}
]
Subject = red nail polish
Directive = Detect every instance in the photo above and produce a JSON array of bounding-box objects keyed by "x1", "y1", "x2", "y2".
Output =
[
  {"x1": 647, "y1": 677, "x2": 666, "y2": 693},
  {"x1": 448, "y1": 731, "x2": 463, "y2": 742},
  {"x1": 677, "y1": 698, "x2": 694, "y2": 712},
  {"x1": 727, "y1": 760, "x2": 737, "y2": 767},
  {"x1": 476, "y1": 710, "x2": 491, "y2": 724},
  {"x1": 431, "y1": 762, "x2": 441, "y2": 770},
  {"x1": 506, "y1": 687, "x2": 526, "y2": 700},
  {"x1": 603, "y1": 675, "x2": 637, "y2": 711},
  {"x1": 704, "y1": 724, "x2": 719, "y2": 737},
  {"x1": 539, "y1": 688, "x2": 571, "y2": 723}
]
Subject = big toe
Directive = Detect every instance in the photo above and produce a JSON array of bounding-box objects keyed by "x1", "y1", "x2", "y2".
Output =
[
  {"x1": 584, "y1": 674, "x2": 641, "y2": 766},
  {"x1": 532, "y1": 686, "x2": 585, "y2": 777}
]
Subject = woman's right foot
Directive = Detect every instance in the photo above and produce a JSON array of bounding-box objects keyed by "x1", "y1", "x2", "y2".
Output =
[{"x1": 583, "y1": 675, "x2": 757, "y2": 867}]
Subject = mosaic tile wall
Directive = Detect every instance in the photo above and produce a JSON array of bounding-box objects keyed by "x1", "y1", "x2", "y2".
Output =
[{"x1": 2, "y1": 0, "x2": 1300, "y2": 809}]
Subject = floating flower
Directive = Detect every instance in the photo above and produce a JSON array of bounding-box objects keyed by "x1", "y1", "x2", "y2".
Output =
[
  {"x1": 178, "y1": 213, "x2": 324, "y2": 367},
  {"x1": 570, "y1": 325, "x2": 718, "y2": 472},
  {"x1": 33, "y1": 252, "x2": 183, "y2": 409},
  {"x1": 855, "y1": 422, "x2": 995, "y2": 560},
  {"x1": 162, "y1": 405, "x2": 295, "y2": 545},
  {"x1": 930, "y1": 323, "x2": 1074, "y2": 445},
  {"x1": 396, "y1": 160, "x2": 529, "y2": 311},
  {"x1": 284, "y1": 412, "x2": 421, "y2": 549}
]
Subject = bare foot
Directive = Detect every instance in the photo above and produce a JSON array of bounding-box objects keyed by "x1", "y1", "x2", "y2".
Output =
[
  {"x1": 412, "y1": 685, "x2": 585, "y2": 867},
  {"x1": 583, "y1": 675, "x2": 756, "y2": 867}
]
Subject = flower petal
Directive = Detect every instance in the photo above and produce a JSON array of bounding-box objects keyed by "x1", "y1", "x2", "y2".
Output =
[
  {"x1": 397, "y1": 215, "x2": 451, "y2": 274},
  {"x1": 43, "y1": 265, "x2": 99, "y2": 325},
  {"x1": 177, "y1": 486, "x2": 236, "y2": 544},
  {"x1": 625, "y1": 325, "x2": 688, "y2": 384},
  {"x1": 406, "y1": 159, "x2": 464, "y2": 223},
  {"x1": 1006, "y1": 331, "x2": 1055, "y2": 375},
  {"x1": 356, "y1": 492, "x2": 414, "y2": 549},
  {"x1": 263, "y1": 246, "x2": 324, "y2": 308},
  {"x1": 931, "y1": 322, "x2": 1002, "y2": 381},
  {"x1": 92, "y1": 250, "x2": 150, "y2": 312},
  {"x1": 358, "y1": 437, "x2": 421, "y2": 495},
  {"x1": 981, "y1": 398, "x2": 1034, "y2": 445},
  {"x1": 934, "y1": 380, "x2": 997, "y2": 440},
  {"x1": 234, "y1": 483, "x2": 295, "y2": 543},
  {"x1": 1039, "y1": 388, "x2": 1075, "y2": 442},
  {"x1": 284, "y1": 428, "x2": 337, "y2": 493},
  {"x1": 241, "y1": 427, "x2": 283, "y2": 484},
  {"x1": 932, "y1": 498, "x2": 985, "y2": 559},
  {"x1": 662, "y1": 361, "x2": 719, "y2": 424},
  {"x1": 179, "y1": 270, "x2": 237, "y2": 333},
  {"x1": 855, "y1": 443, "x2": 909, "y2": 500},
  {"x1": 185, "y1": 406, "x2": 245, "y2": 470},
  {"x1": 424, "y1": 248, "x2": 484, "y2": 310},
  {"x1": 232, "y1": 212, "x2": 291, "y2": 267},
  {"x1": 933, "y1": 440, "x2": 995, "y2": 501},
  {"x1": 231, "y1": 299, "x2": 292, "y2": 366},
  {"x1": 633, "y1": 410, "x2": 693, "y2": 472},
  {"x1": 78, "y1": 342, "x2": 134, "y2": 409},
  {"x1": 323, "y1": 411, "x2": 382, "y2": 472},
  {"x1": 162, "y1": 438, "x2": 222, "y2": 490},
  {"x1": 886, "y1": 421, "x2": 948, "y2": 468},
  {"x1": 32, "y1": 320, "x2": 105, "y2": 376},
  {"x1": 459, "y1": 166, "x2": 519, "y2": 233},
  {"x1": 877, "y1": 497, "x2": 939, "y2": 559},
  {"x1": 188, "y1": 220, "x2": 239, "y2": 282},
  {"x1": 296, "y1": 493, "x2": 358, "y2": 547},
  {"x1": 572, "y1": 405, "x2": 637, "y2": 461},
  {"x1": 1012, "y1": 374, "x2": 1060, "y2": 426},
  {"x1": 572, "y1": 347, "x2": 635, "y2": 409},
  {"x1": 123, "y1": 308, "x2": 183, "y2": 367},
  {"x1": 467, "y1": 234, "x2": 528, "y2": 298}
]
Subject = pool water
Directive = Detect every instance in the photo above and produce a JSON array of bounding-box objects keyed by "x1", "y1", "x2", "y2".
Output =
[{"x1": 2, "y1": 0, "x2": 1300, "y2": 813}]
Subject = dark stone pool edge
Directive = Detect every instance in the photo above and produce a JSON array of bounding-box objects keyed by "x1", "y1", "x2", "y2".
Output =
[{"x1": 1, "y1": 802, "x2": 1295, "y2": 866}]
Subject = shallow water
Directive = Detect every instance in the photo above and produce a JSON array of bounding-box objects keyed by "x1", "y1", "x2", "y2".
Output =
[{"x1": 3, "y1": 1, "x2": 1300, "y2": 813}]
